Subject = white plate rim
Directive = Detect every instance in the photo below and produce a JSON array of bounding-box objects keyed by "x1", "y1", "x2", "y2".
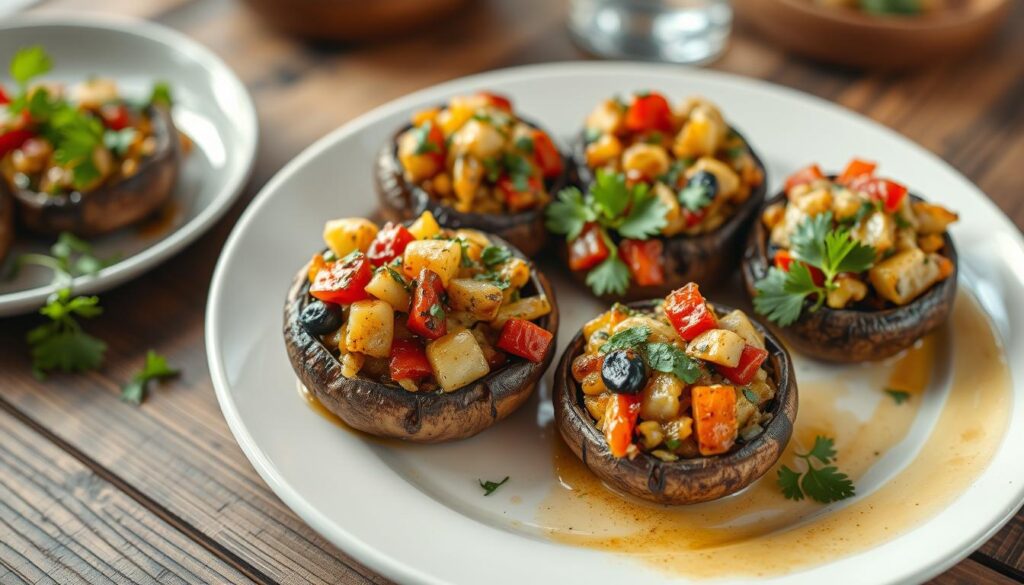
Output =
[
  {"x1": 0, "y1": 13, "x2": 258, "y2": 315},
  {"x1": 206, "y1": 61, "x2": 1024, "y2": 585}
]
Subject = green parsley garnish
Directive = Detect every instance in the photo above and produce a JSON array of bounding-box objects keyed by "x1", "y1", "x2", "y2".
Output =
[
  {"x1": 598, "y1": 325, "x2": 651, "y2": 354},
  {"x1": 10, "y1": 46, "x2": 52, "y2": 85},
  {"x1": 27, "y1": 288, "x2": 106, "y2": 379},
  {"x1": 9, "y1": 231, "x2": 117, "y2": 286},
  {"x1": 664, "y1": 438, "x2": 682, "y2": 450},
  {"x1": 148, "y1": 81, "x2": 173, "y2": 108},
  {"x1": 514, "y1": 135, "x2": 534, "y2": 154},
  {"x1": 598, "y1": 325, "x2": 700, "y2": 384},
  {"x1": 678, "y1": 179, "x2": 713, "y2": 212},
  {"x1": 545, "y1": 170, "x2": 668, "y2": 297},
  {"x1": 753, "y1": 212, "x2": 876, "y2": 326},
  {"x1": 777, "y1": 436, "x2": 855, "y2": 504},
  {"x1": 103, "y1": 127, "x2": 137, "y2": 156},
  {"x1": 413, "y1": 121, "x2": 439, "y2": 155},
  {"x1": 121, "y1": 350, "x2": 179, "y2": 405},
  {"x1": 481, "y1": 245, "x2": 511, "y2": 268},
  {"x1": 472, "y1": 271, "x2": 511, "y2": 290},
  {"x1": 479, "y1": 476, "x2": 509, "y2": 496},
  {"x1": 885, "y1": 388, "x2": 910, "y2": 405}
]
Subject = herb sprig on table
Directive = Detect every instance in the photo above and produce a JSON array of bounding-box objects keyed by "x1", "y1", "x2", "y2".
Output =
[
  {"x1": 777, "y1": 436, "x2": 855, "y2": 504},
  {"x1": 753, "y1": 212, "x2": 876, "y2": 326},
  {"x1": 545, "y1": 170, "x2": 667, "y2": 296},
  {"x1": 121, "y1": 350, "x2": 180, "y2": 404}
]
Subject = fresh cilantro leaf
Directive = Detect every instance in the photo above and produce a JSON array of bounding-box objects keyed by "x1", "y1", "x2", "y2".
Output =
[
  {"x1": 777, "y1": 435, "x2": 855, "y2": 504},
  {"x1": 479, "y1": 476, "x2": 509, "y2": 496},
  {"x1": 481, "y1": 245, "x2": 511, "y2": 268},
  {"x1": 585, "y1": 255, "x2": 630, "y2": 297},
  {"x1": 777, "y1": 465, "x2": 804, "y2": 501},
  {"x1": 482, "y1": 157, "x2": 502, "y2": 183},
  {"x1": 599, "y1": 325, "x2": 651, "y2": 354},
  {"x1": 885, "y1": 388, "x2": 910, "y2": 405},
  {"x1": 103, "y1": 128, "x2": 136, "y2": 156},
  {"x1": 617, "y1": 183, "x2": 667, "y2": 239},
  {"x1": 10, "y1": 46, "x2": 52, "y2": 86},
  {"x1": 664, "y1": 438, "x2": 681, "y2": 450},
  {"x1": 27, "y1": 289, "x2": 106, "y2": 379},
  {"x1": 789, "y1": 212, "x2": 832, "y2": 268},
  {"x1": 644, "y1": 131, "x2": 663, "y2": 145},
  {"x1": 658, "y1": 159, "x2": 687, "y2": 187},
  {"x1": 413, "y1": 121, "x2": 439, "y2": 155},
  {"x1": 545, "y1": 187, "x2": 593, "y2": 241},
  {"x1": 752, "y1": 267, "x2": 815, "y2": 327},
  {"x1": 514, "y1": 135, "x2": 534, "y2": 153},
  {"x1": 121, "y1": 350, "x2": 179, "y2": 404},
  {"x1": 645, "y1": 342, "x2": 701, "y2": 384},
  {"x1": 429, "y1": 302, "x2": 445, "y2": 321},
  {"x1": 827, "y1": 229, "x2": 876, "y2": 275},
  {"x1": 591, "y1": 169, "x2": 631, "y2": 219},
  {"x1": 473, "y1": 272, "x2": 511, "y2": 290},
  {"x1": 381, "y1": 266, "x2": 410, "y2": 291},
  {"x1": 149, "y1": 81, "x2": 173, "y2": 108},
  {"x1": 679, "y1": 181, "x2": 712, "y2": 212},
  {"x1": 894, "y1": 214, "x2": 912, "y2": 229}
]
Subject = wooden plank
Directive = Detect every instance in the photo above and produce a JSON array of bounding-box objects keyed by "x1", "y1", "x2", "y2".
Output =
[
  {"x1": 0, "y1": 405, "x2": 250, "y2": 584},
  {"x1": 979, "y1": 515, "x2": 1024, "y2": 575},
  {"x1": 930, "y1": 558, "x2": 1020, "y2": 585}
]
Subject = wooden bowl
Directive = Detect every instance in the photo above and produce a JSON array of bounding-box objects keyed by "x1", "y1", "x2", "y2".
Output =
[
  {"x1": 741, "y1": 190, "x2": 958, "y2": 363},
  {"x1": 283, "y1": 233, "x2": 559, "y2": 443},
  {"x1": 733, "y1": 0, "x2": 1011, "y2": 69},
  {"x1": 553, "y1": 300, "x2": 798, "y2": 505},
  {"x1": 240, "y1": 0, "x2": 470, "y2": 42}
]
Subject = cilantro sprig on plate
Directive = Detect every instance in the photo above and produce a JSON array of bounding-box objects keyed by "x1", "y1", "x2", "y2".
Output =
[
  {"x1": 545, "y1": 170, "x2": 668, "y2": 296},
  {"x1": 753, "y1": 212, "x2": 876, "y2": 326},
  {"x1": 777, "y1": 436, "x2": 855, "y2": 504}
]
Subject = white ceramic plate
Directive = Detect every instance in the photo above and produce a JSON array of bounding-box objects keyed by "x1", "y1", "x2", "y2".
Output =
[
  {"x1": 0, "y1": 15, "x2": 257, "y2": 316},
  {"x1": 207, "y1": 63, "x2": 1024, "y2": 585}
]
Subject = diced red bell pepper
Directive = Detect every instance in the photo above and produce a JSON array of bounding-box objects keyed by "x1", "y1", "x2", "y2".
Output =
[
  {"x1": 367, "y1": 222, "x2": 415, "y2": 267},
  {"x1": 604, "y1": 394, "x2": 640, "y2": 458},
  {"x1": 619, "y1": 239, "x2": 665, "y2": 287},
  {"x1": 0, "y1": 129, "x2": 36, "y2": 159},
  {"x1": 478, "y1": 91, "x2": 512, "y2": 112},
  {"x1": 624, "y1": 92, "x2": 673, "y2": 133},
  {"x1": 496, "y1": 318, "x2": 553, "y2": 363},
  {"x1": 0, "y1": 85, "x2": 9, "y2": 105},
  {"x1": 716, "y1": 345, "x2": 770, "y2": 386},
  {"x1": 663, "y1": 283, "x2": 718, "y2": 341},
  {"x1": 836, "y1": 158, "x2": 876, "y2": 186},
  {"x1": 849, "y1": 176, "x2": 908, "y2": 213},
  {"x1": 309, "y1": 253, "x2": 373, "y2": 304},
  {"x1": 100, "y1": 103, "x2": 132, "y2": 131},
  {"x1": 568, "y1": 223, "x2": 610, "y2": 272},
  {"x1": 784, "y1": 164, "x2": 824, "y2": 192},
  {"x1": 497, "y1": 175, "x2": 542, "y2": 212},
  {"x1": 389, "y1": 338, "x2": 433, "y2": 381},
  {"x1": 531, "y1": 129, "x2": 563, "y2": 179},
  {"x1": 407, "y1": 268, "x2": 447, "y2": 340},
  {"x1": 682, "y1": 207, "x2": 706, "y2": 228},
  {"x1": 416, "y1": 121, "x2": 446, "y2": 165},
  {"x1": 774, "y1": 249, "x2": 825, "y2": 287}
]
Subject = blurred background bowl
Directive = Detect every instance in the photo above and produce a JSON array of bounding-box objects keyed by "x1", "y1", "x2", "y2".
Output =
[
  {"x1": 733, "y1": 0, "x2": 1011, "y2": 69},
  {"x1": 239, "y1": 0, "x2": 470, "y2": 42}
]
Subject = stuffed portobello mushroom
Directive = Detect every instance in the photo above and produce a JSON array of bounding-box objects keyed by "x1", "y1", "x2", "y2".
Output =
[
  {"x1": 285, "y1": 211, "x2": 559, "y2": 442},
  {"x1": 376, "y1": 91, "x2": 570, "y2": 257},
  {"x1": 547, "y1": 91, "x2": 766, "y2": 300},
  {"x1": 554, "y1": 283, "x2": 797, "y2": 504},
  {"x1": 742, "y1": 158, "x2": 958, "y2": 362},
  {"x1": 0, "y1": 47, "x2": 187, "y2": 237}
]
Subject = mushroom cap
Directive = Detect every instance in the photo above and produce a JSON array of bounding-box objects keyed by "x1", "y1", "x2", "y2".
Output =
[{"x1": 553, "y1": 300, "x2": 798, "y2": 505}]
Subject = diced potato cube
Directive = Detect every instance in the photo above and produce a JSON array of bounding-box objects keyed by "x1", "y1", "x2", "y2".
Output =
[
  {"x1": 323, "y1": 218, "x2": 378, "y2": 258},
  {"x1": 403, "y1": 239, "x2": 462, "y2": 286},
  {"x1": 826, "y1": 274, "x2": 868, "y2": 309},
  {"x1": 426, "y1": 329, "x2": 491, "y2": 392},
  {"x1": 584, "y1": 394, "x2": 610, "y2": 423},
  {"x1": 614, "y1": 316, "x2": 678, "y2": 344},
  {"x1": 686, "y1": 329, "x2": 745, "y2": 367},
  {"x1": 639, "y1": 373, "x2": 684, "y2": 423},
  {"x1": 72, "y1": 78, "x2": 119, "y2": 109},
  {"x1": 448, "y1": 279, "x2": 504, "y2": 321},
  {"x1": 408, "y1": 211, "x2": 441, "y2": 240},
  {"x1": 585, "y1": 134, "x2": 623, "y2": 168},
  {"x1": 793, "y1": 187, "x2": 833, "y2": 217},
  {"x1": 673, "y1": 105, "x2": 726, "y2": 158},
  {"x1": 868, "y1": 248, "x2": 947, "y2": 305},
  {"x1": 831, "y1": 188, "x2": 862, "y2": 221},
  {"x1": 341, "y1": 352, "x2": 364, "y2": 379},
  {"x1": 586, "y1": 99, "x2": 625, "y2": 135},
  {"x1": 918, "y1": 233, "x2": 944, "y2": 253},
  {"x1": 912, "y1": 201, "x2": 958, "y2": 235},
  {"x1": 397, "y1": 129, "x2": 442, "y2": 183},
  {"x1": 452, "y1": 155, "x2": 483, "y2": 212},
  {"x1": 851, "y1": 210, "x2": 896, "y2": 255},
  {"x1": 450, "y1": 118, "x2": 505, "y2": 160},
  {"x1": 622, "y1": 143, "x2": 670, "y2": 178},
  {"x1": 365, "y1": 269, "x2": 411, "y2": 312},
  {"x1": 735, "y1": 387, "x2": 757, "y2": 430},
  {"x1": 491, "y1": 295, "x2": 551, "y2": 328},
  {"x1": 345, "y1": 300, "x2": 394, "y2": 358},
  {"x1": 411, "y1": 107, "x2": 439, "y2": 127},
  {"x1": 716, "y1": 309, "x2": 764, "y2": 349},
  {"x1": 637, "y1": 421, "x2": 666, "y2": 450},
  {"x1": 688, "y1": 157, "x2": 740, "y2": 199}
]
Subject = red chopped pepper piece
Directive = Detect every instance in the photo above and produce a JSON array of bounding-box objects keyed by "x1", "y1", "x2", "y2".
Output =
[
  {"x1": 389, "y1": 338, "x2": 433, "y2": 381},
  {"x1": 0, "y1": 85, "x2": 9, "y2": 105},
  {"x1": 663, "y1": 283, "x2": 718, "y2": 341},
  {"x1": 407, "y1": 268, "x2": 447, "y2": 340},
  {"x1": 716, "y1": 345, "x2": 769, "y2": 386},
  {"x1": 604, "y1": 394, "x2": 641, "y2": 458},
  {"x1": 568, "y1": 223, "x2": 610, "y2": 272},
  {"x1": 309, "y1": 253, "x2": 373, "y2": 305},
  {"x1": 496, "y1": 318, "x2": 553, "y2": 363},
  {"x1": 619, "y1": 239, "x2": 665, "y2": 287},
  {"x1": 367, "y1": 222, "x2": 415, "y2": 267},
  {"x1": 530, "y1": 129, "x2": 563, "y2": 178},
  {"x1": 849, "y1": 176, "x2": 908, "y2": 213},
  {"x1": 0, "y1": 129, "x2": 34, "y2": 158},
  {"x1": 479, "y1": 91, "x2": 513, "y2": 112},
  {"x1": 682, "y1": 207, "x2": 706, "y2": 228},
  {"x1": 774, "y1": 249, "x2": 825, "y2": 287},
  {"x1": 784, "y1": 164, "x2": 824, "y2": 192},
  {"x1": 100, "y1": 103, "x2": 132, "y2": 131},
  {"x1": 625, "y1": 92, "x2": 673, "y2": 133},
  {"x1": 836, "y1": 158, "x2": 876, "y2": 186},
  {"x1": 497, "y1": 175, "x2": 543, "y2": 213}
]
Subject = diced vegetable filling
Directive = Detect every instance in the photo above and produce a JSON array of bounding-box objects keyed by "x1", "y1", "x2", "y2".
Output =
[
  {"x1": 0, "y1": 46, "x2": 189, "y2": 196},
  {"x1": 571, "y1": 283, "x2": 775, "y2": 460},
  {"x1": 302, "y1": 211, "x2": 554, "y2": 393},
  {"x1": 754, "y1": 158, "x2": 958, "y2": 326},
  {"x1": 397, "y1": 92, "x2": 562, "y2": 214}
]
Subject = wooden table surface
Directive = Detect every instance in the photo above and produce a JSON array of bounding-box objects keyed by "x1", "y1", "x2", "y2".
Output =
[{"x1": 1, "y1": 0, "x2": 1022, "y2": 583}]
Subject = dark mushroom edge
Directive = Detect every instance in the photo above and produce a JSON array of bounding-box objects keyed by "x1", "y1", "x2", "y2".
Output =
[
  {"x1": 4, "y1": 106, "x2": 182, "y2": 237},
  {"x1": 0, "y1": 185, "x2": 12, "y2": 263},
  {"x1": 566, "y1": 128, "x2": 767, "y2": 301},
  {"x1": 375, "y1": 116, "x2": 573, "y2": 258},
  {"x1": 284, "y1": 233, "x2": 560, "y2": 443},
  {"x1": 553, "y1": 300, "x2": 798, "y2": 505},
  {"x1": 742, "y1": 190, "x2": 958, "y2": 363}
]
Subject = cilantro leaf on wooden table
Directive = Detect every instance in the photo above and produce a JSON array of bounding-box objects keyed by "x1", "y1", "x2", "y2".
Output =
[
  {"x1": 121, "y1": 350, "x2": 180, "y2": 404},
  {"x1": 27, "y1": 289, "x2": 106, "y2": 379},
  {"x1": 777, "y1": 436, "x2": 855, "y2": 504}
]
